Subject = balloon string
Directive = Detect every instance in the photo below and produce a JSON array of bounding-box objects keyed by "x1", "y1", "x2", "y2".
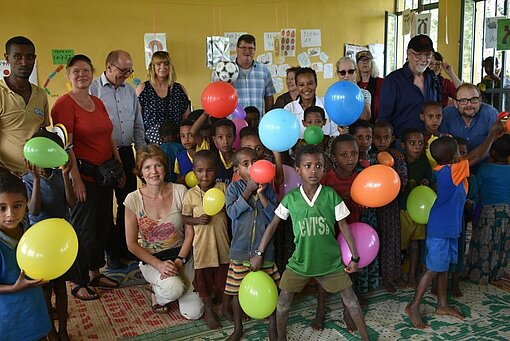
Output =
[{"x1": 152, "y1": 0, "x2": 157, "y2": 35}]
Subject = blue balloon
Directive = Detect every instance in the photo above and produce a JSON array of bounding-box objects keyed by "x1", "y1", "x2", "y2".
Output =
[
  {"x1": 259, "y1": 109, "x2": 300, "y2": 152},
  {"x1": 324, "y1": 81, "x2": 364, "y2": 126}
]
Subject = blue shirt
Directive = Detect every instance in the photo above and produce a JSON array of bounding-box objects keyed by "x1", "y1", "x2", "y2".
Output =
[
  {"x1": 441, "y1": 103, "x2": 498, "y2": 151},
  {"x1": 232, "y1": 61, "x2": 276, "y2": 115},
  {"x1": 378, "y1": 63, "x2": 440, "y2": 137},
  {"x1": 476, "y1": 162, "x2": 510, "y2": 206},
  {"x1": 159, "y1": 142, "x2": 185, "y2": 183}
]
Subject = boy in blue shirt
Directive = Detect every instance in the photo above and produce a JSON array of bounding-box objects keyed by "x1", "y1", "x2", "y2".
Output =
[{"x1": 405, "y1": 121, "x2": 503, "y2": 329}]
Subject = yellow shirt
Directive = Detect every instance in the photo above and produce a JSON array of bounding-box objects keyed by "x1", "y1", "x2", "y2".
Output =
[
  {"x1": 0, "y1": 79, "x2": 50, "y2": 173},
  {"x1": 174, "y1": 139, "x2": 210, "y2": 175}
]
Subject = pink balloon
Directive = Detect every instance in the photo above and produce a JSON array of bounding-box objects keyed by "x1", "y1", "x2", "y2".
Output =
[
  {"x1": 337, "y1": 222, "x2": 379, "y2": 268},
  {"x1": 232, "y1": 104, "x2": 247, "y2": 119},
  {"x1": 232, "y1": 118, "x2": 248, "y2": 150},
  {"x1": 277, "y1": 165, "x2": 303, "y2": 201}
]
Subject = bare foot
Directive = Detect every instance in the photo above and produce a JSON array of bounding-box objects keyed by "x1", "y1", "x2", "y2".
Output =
[
  {"x1": 311, "y1": 313, "x2": 325, "y2": 331},
  {"x1": 343, "y1": 307, "x2": 357, "y2": 333},
  {"x1": 436, "y1": 306, "x2": 464, "y2": 320},
  {"x1": 204, "y1": 307, "x2": 221, "y2": 329},
  {"x1": 226, "y1": 329, "x2": 243, "y2": 341},
  {"x1": 452, "y1": 285, "x2": 463, "y2": 298},
  {"x1": 405, "y1": 303, "x2": 428, "y2": 329},
  {"x1": 357, "y1": 294, "x2": 368, "y2": 308},
  {"x1": 222, "y1": 303, "x2": 234, "y2": 322}
]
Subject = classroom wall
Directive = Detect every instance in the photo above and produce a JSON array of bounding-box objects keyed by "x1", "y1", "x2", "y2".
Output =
[
  {"x1": 438, "y1": 0, "x2": 462, "y2": 75},
  {"x1": 1, "y1": 0, "x2": 394, "y2": 107}
]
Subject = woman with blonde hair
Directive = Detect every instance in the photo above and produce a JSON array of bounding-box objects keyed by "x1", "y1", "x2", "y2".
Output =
[
  {"x1": 136, "y1": 51, "x2": 190, "y2": 144},
  {"x1": 336, "y1": 56, "x2": 371, "y2": 122}
]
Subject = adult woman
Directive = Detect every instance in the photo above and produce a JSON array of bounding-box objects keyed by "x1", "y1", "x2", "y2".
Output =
[
  {"x1": 429, "y1": 52, "x2": 462, "y2": 107},
  {"x1": 336, "y1": 56, "x2": 371, "y2": 122},
  {"x1": 274, "y1": 66, "x2": 300, "y2": 108},
  {"x1": 51, "y1": 55, "x2": 123, "y2": 301},
  {"x1": 125, "y1": 145, "x2": 204, "y2": 318},
  {"x1": 356, "y1": 51, "x2": 384, "y2": 123},
  {"x1": 136, "y1": 51, "x2": 190, "y2": 145}
]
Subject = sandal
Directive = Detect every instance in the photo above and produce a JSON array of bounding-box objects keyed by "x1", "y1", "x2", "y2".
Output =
[
  {"x1": 151, "y1": 303, "x2": 170, "y2": 314},
  {"x1": 89, "y1": 274, "x2": 120, "y2": 289},
  {"x1": 71, "y1": 285, "x2": 99, "y2": 301}
]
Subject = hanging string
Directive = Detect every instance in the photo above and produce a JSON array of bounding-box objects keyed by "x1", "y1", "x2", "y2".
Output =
[
  {"x1": 286, "y1": 1, "x2": 289, "y2": 28},
  {"x1": 219, "y1": 7, "x2": 222, "y2": 35},
  {"x1": 152, "y1": 0, "x2": 157, "y2": 35},
  {"x1": 445, "y1": 1, "x2": 449, "y2": 44},
  {"x1": 275, "y1": 3, "x2": 278, "y2": 31},
  {"x1": 213, "y1": 6, "x2": 216, "y2": 36}
]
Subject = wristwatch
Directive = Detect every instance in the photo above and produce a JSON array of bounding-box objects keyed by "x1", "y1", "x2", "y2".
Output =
[
  {"x1": 351, "y1": 256, "x2": 360, "y2": 263},
  {"x1": 176, "y1": 256, "x2": 187, "y2": 264},
  {"x1": 254, "y1": 249, "x2": 264, "y2": 257}
]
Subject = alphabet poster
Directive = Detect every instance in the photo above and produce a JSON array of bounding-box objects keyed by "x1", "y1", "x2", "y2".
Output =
[
  {"x1": 415, "y1": 13, "x2": 431, "y2": 36},
  {"x1": 486, "y1": 17, "x2": 504, "y2": 49},
  {"x1": 280, "y1": 28, "x2": 296, "y2": 57},
  {"x1": 497, "y1": 18, "x2": 510, "y2": 50},
  {"x1": 144, "y1": 33, "x2": 167, "y2": 68}
]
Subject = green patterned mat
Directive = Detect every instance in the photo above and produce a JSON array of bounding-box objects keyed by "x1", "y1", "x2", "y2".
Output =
[{"x1": 123, "y1": 283, "x2": 510, "y2": 341}]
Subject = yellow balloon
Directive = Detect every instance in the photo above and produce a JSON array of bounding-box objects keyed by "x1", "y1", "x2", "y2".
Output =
[
  {"x1": 17, "y1": 218, "x2": 78, "y2": 281},
  {"x1": 425, "y1": 135, "x2": 439, "y2": 169},
  {"x1": 202, "y1": 188, "x2": 225, "y2": 216},
  {"x1": 185, "y1": 171, "x2": 198, "y2": 187}
]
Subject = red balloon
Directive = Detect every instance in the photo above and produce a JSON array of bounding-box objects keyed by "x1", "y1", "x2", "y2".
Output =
[
  {"x1": 351, "y1": 165, "x2": 400, "y2": 207},
  {"x1": 249, "y1": 160, "x2": 276, "y2": 184},
  {"x1": 201, "y1": 82, "x2": 238, "y2": 118}
]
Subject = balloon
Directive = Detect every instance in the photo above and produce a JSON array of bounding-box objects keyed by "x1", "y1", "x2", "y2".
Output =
[
  {"x1": 497, "y1": 111, "x2": 508, "y2": 120},
  {"x1": 185, "y1": 171, "x2": 198, "y2": 187},
  {"x1": 303, "y1": 125, "x2": 324, "y2": 145},
  {"x1": 351, "y1": 165, "x2": 401, "y2": 207},
  {"x1": 406, "y1": 185, "x2": 437, "y2": 224},
  {"x1": 259, "y1": 109, "x2": 300, "y2": 152},
  {"x1": 277, "y1": 165, "x2": 302, "y2": 201},
  {"x1": 202, "y1": 188, "x2": 225, "y2": 216},
  {"x1": 201, "y1": 81, "x2": 238, "y2": 118},
  {"x1": 23, "y1": 137, "x2": 69, "y2": 168},
  {"x1": 377, "y1": 151, "x2": 394, "y2": 167},
  {"x1": 506, "y1": 117, "x2": 510, "y2": 132},
  {"x1": 232, "y1": 104, "x2": 247, "y2": 119},
  {"x1": 337, "y1": 222, "x2": 379, "y2": 268},
  {"x1": 249, "y1": 160, "x2": 276, "y2": 184},
  {"x1": 238, "y1": 271, "x2": 278, "y2": 319},
  {"x1": 16, "y1": 218, "x2": 78, "y2": 280},
  {"x1": 232, "y1": 118, "x2": 248, "y2": 150},
  {"x1": 324, "y1": 81, "x2": 364, "y2": 126}
]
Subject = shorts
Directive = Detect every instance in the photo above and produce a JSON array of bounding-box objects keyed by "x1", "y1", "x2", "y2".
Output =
[
  {"x1": 279, "y1": 268, "x2": 352, "y2": 293},
  {"x1": 194, "y1": 264, "x2": 229, "y2": 298},
  {"x1": 400, "y1": 210, "x2": 426, "y2": 250},
  {"x1": 224, "y1": 260, "x2": 280, "y2": 295},
  {"x1": 426, "y1": 237, "x2": 458, "y2": 273}
]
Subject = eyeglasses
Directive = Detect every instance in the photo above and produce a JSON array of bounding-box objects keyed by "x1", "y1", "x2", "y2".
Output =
[
  {"x1": 358, "y1": 57, "x2": 371, "y2": 63},
  {"x1": 112, "y1": 64, "x2": 134, "y2": 76},
  {"x1": 337, "y1": 69, "x2": 356, "y2": 76},
  {"x1": 456, "y1": 97, "x2": 481, "y2": 105},
  {"x1": 237, "y1": 46, "x2": 255, "y2": 52},
  {"x1": 409, "y1": 50, "x2": 433, "y2": 60}
]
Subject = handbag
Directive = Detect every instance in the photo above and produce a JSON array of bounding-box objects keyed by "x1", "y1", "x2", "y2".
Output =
[{"x1": 78, "y1": 159, "x2": 123, "y2": 187}]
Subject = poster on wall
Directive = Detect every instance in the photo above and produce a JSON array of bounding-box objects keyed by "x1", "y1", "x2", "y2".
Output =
[
  {"x1": 144, "y1": 33, "x2": 167, "y2": 68},
  {"x1": 497, "y1": 18, "x2": 510, "y2": 50},
  {"x1": 300, "y1": 29, "x2": 321, "y2": 48},
  {"x1": 344, "y1": 44, "x2": 367, "y2": 61},
  {"x1": 206, "y1": 36, "x2": 230, "y2": 69},
  {"x1": 264, "y1": 32, "x2": 279, "y2": 51},
  {"x1": 1, "y1": 59, "x2": 38, "y2": 85},
  {"x1": 280, "y1": 28, "x2": 296, "y2": 57},
  {"x1": 486, "y1": 17, "x2": 504, "y2": 49},
  {"x1": 415, "y1": 13, "x2": 431, "y2": 36},
  {"x1": 224, "y1": 32, "x2": 247, "y2": 52}
]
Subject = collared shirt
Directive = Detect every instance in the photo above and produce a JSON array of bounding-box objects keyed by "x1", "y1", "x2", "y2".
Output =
[
  {"x1": 0, "y1": 78, "x2": 50, "y2": 173},
  {"x1": 378, "y1": 63, "x2": 440, "y2": 137},
  {"x1": 89, "y1": 73, "x2": 146, "y2": 149},
  {"x1": 440, "y1": 103, "x2": 498, "y2": 151},
  {"x1": 284, "y1": 96, "x2": 339, "y2": 138}
]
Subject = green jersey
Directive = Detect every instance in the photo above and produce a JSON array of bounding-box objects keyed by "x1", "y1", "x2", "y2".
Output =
[{"x1": 276, "y1": 185, "x2": 350, "y2": 276}]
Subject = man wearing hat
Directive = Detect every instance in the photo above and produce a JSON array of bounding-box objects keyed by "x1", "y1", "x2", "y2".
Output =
[
  {"x1": 378, "y1": 34, "x2": 441, "y2": 138},
  {"x1": 356, "y1": 50, "x2": 384, "y2": 123}
]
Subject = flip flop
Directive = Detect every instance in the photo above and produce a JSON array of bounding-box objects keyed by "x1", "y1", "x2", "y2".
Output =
[
  {"x1": 71, "y1": 285, "x2": 99, "y2": 301},
  {"x1": 89, "y1": 274, "x2": 120, "y2": 289}
]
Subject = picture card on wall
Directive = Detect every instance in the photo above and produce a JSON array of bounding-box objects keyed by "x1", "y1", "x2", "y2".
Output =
[
  {"x1": 323, "y1": 63, "x2": 334, "y2": 79},
  {"x1": 256, "y1": 52, "x2": 273, "y2": 65},
  {"x1": 277, "y1": 64, "x2": 290, "y2": 77},
  {"x1": 224, "y1": 32, "x2": 247, "y2": 51},
  {"x1": 264, "y1": 32, "x2": 279, "y2": 51},
  {"x1": 311, "y1": 62, "x2": 323, "y2": 72},
  {"x1": 308, "y1": 47, "x2": 321, "y2": 57},
  {"x1": 272, "y1": 77, "x2": 284, "y2": 93},
  {"x1": 301, "y1": 29, "x2": 321, "y2": 47},
  {"x1": 280, "y1": 28, "x2": 296, "y2": 57},
  {"x1": 297, "y1": 52, "x2": 311, "y2": 67},
  {"x1": 144, "y1": 33, "x2": 167, "y2": 68}
]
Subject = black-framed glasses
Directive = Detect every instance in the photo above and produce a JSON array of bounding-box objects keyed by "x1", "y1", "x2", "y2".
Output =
[
  {"x1": 337, "y1": 69, "x2": 355, "y2": 76},
  {"x1": 456, "y1": 97, "x2": 481, "y2": 105},
  {"x1": 112, "y1": 64, "x2": 134, "y2": 76}
]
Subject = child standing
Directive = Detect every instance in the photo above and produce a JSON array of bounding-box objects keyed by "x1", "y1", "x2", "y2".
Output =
[
  {"x1": 251, "y1": 145, "x2": 370, "y2": 341},
  {"x1": 174, "y1": 119, "x2": 209, "y2": 185},
  {"x1": 182, "y1": 150, "x2": 230, "y2": 329},
  {"x1": 244, "y1": 106, "x2": 260, "y2": 128},
  {"x1": 0, "y1": 173, "x2": 51, "y2": 340},
  {"x1": 405, "y1": 122, "x2": 503, "y2": 329},
  {"x1": 225, "y1": 147, "x2": 281, "y2": 341},
  {"x1": 159, "y1": 122, "x2": 185, "y2": 183},
  {"x1": 420, "y1": 101, "x2": 448, "y2": 168},
  {"x1": 211, "y1": 119, "x2": 236, "y2": 185}
]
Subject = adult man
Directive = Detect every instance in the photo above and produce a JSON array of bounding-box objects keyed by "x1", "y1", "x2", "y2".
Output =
[
  {"x1": 233, "y1": 34, "x2": 275, "y2": 115},
  {"x1": 379, "y1": 34, "x2": 441, "y2": 137},
  {"x1": 441, "y1": 83, "x2": 498, "y2": 151},
  {"x1": 0, "y1": 36, "x2": 50, "y2": 174},
  {"x1": 89, "y1": 50, "x2": 146, "y2": 268}
]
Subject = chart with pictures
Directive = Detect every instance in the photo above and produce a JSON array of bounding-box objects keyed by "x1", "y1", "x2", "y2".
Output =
[{"x1": 280, "y1": 29, "x2": 296, "y2": 57}]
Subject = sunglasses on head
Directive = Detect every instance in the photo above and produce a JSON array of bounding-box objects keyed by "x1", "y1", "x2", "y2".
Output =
[{"x1": 337, "y1": 69, "x2": 355, "y2": 76}]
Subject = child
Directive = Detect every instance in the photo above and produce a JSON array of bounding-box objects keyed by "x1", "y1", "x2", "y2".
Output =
[
  {"x1": 466, "y1": 133, "x2": 510, "y2": 285},
  {"x1": 244, "y1": 106, "x2": 260, "y2": 128},
  {"x1": 399, "y1": 128, "x2": 433, "y2": 287},
  {"x1": 188, "y1": 109, "x2": 213, "y2": 145},
  {"x1": 22, "y1": 131, "x2": 76, "y2": 341},
  {"x1": 420, "y1": 101, "x2": 448, "y2": 168},
  {"x1": 251, "y1": 145, "x2": 370, "y2": 341},
  {"x1": 0, "y1": 173, "x2": 51, "y2": 340},
  {"x1": 225, "y1": 147, "x2": 281, "y2": 341},
  {"x1": 174, "y1": 119, "x2": 209, "y2": 185},
  {"x1": 350, "y1": 119, "x2": 375, "y2": 169},
  {"x1": 211, "y1": 119, "x2": 236, "y2": 185},
  {"x1": 182, "y1": 150, "x2": 230, "y2": 329},
  {"x1": 405, "y1": 122, "x2": 503, "y2": 329},
  {"x1": 159, "y1": 122, "x2": 185, "y2": 183}
]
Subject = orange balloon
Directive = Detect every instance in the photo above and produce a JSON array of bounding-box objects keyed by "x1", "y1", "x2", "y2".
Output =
[
  {"x1": 201, "y1": 82, "x2": 238, "y2": 118},
  {"x1": 351, "y1": 165, "x2": 401, "y2": 208},
  {"x1": 249, "y1": 160, "x2": 276, "y2": 184},
  {"x1": 377, "y1": 151, "x2": 394, "y2": 167},
  {"x1": 506, "y1": 117, "x2": 510, "y2": 132}
]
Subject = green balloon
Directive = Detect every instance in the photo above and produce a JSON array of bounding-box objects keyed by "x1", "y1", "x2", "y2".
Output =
[
  {"x1": 303, "y1": 125, "x2": 324, "y2": 145},
  {"x1": 406, "y1": 185, "x2": 437, "y2": 224},
  {"x1": 23, "y1": 137, "x2": 69, "y2": 168},
  {"x1": 238, "y1": 271, "x2": 278, "y2": 319}
]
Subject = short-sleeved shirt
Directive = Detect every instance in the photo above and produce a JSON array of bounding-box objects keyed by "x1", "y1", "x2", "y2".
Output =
[
  {"x1": 275, "y1": 185, "x2": 350, "y2": 277},
  {"x1": 284, "y1": 96, "x2": 339, "y2": 138},
  {"x1": 124, "y1": 184, "x2": 187, "y2": 253},
  {"x1": 182, "y1": 183, "x2": 230, "y2": 269},
  {"x1": 321, "y1": 170, "x2": 360, "y2": 224},
  {"x1": 0, "y1": 79, "x2": 50, "y2": 173},
  {"x1": 427, "y1": 159, "x2": 470, "y2": 238},
  {"x1": 231, "y1": 61, "x2": 276, "y2": 114},
  {"x1": 159, "y1": 142, "x2": 185, "y2": 182},
  {"x1": 476, "y1": 162, "x2": 510, "y2": 206},
  {"x1": 174, "y1": 139, "x2": 210, "y2": 176},
  {"x1": 399, "y1": 154, "x2": 434, "y2": 210}
]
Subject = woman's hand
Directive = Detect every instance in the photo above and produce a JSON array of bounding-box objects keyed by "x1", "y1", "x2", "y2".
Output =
[
  {"x1": 73, "y1": 177, "x2": 87, "y2": 202},
  {"x1": 156, "y1": 259, "x2": 179, "y2": 279}
]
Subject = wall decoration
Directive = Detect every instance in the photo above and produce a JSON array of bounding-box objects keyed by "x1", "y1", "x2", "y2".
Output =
[{"x1": 144, "y1": 33, "x2": 167, "y2": 68}]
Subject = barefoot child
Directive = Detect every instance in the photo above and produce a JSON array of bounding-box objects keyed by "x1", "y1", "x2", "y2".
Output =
[
  {"x1": 225, "y1": 147, "x2": 281, "y2": 341},
  {"x1": 251, "y1": 145, "x2": 370, "y2": 340},
  {"x1": 0, "y1": 173, "x2": 51, "y2": 340},
  {"x1": 405, "y1": 121, "x2": 503, "y2": 329},
  {"x1": 182, "y1": 150, "x2": 230, "y2": 329}
]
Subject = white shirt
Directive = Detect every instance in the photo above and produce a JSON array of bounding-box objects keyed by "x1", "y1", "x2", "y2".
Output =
[{"x1": 284, "y1": 96, "x2": 339, "y2": 138}]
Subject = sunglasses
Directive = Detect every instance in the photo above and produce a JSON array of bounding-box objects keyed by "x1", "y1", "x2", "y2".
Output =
[{"x1": 337, "y1": 69, "x2": 356, "y2": 76}]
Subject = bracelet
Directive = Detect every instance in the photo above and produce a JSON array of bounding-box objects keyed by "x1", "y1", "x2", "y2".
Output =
[{"x1": 176, "y1": 256, "x2": 187, "y2": 264}]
